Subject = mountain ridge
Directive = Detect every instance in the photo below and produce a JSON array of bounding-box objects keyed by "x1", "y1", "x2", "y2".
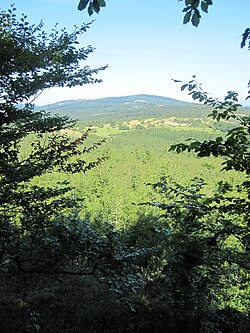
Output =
[
  {"x1": 36, "y1": 94, "x2": 210, "y2": 124},
  {"x1": 38, "y1": 94, "x2": 190, "y2": 109}
]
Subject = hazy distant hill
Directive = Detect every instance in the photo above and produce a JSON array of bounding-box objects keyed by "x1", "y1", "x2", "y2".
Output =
[{"x1": 36, "y1": 94, "x2": 213, "y2": 124}]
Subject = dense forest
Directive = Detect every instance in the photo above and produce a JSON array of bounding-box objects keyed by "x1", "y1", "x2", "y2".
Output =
[
  {"x1": 31, "y1": 123, "x2": 243, "y2": 226},
  {"x1": 0, "y1": 3, "x2": 249, "y2": 333}
]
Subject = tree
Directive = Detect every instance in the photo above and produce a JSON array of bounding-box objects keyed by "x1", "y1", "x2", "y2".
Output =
[
  {"x1": 171, "y1": 79, "x2": 250, "y2": 256},
  {"x1": 171, "y1": 78, "x2": 250, "y2": 176},
  {"x1": 124, "y1": 83, "x2": 249, "y2": 330},
  {"x1": 0, "y1": 5, "x2": 143, "y2": 298},
  {"x1": 75, "y1": 0, "x2": 250, "y2": 329},
  {"x1": 166, "y1": 80, "x2": 250, "y2": 325},
  {"x1": 137, "y1": 174, "x2": 249, "y2": 331}
]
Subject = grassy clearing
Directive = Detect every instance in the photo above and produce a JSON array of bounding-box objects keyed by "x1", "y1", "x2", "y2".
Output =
[{"x1": 84, "y1": 117, "x2": 220, "y2": 139}]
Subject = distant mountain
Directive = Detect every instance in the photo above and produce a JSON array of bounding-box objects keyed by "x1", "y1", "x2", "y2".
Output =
[{"x1": 36, "y1": 94, "x2": 210, "y2": 124}]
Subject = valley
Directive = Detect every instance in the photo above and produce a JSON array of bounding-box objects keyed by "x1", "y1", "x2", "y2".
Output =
[{"x1": 33, "y1": 94, "x2": 247, "y2": 226}]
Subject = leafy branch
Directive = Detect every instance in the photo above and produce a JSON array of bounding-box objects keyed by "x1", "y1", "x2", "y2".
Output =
[
  {"x1": 171, "y1": 78, "x2": 250, "y2": 174},
  {"x1": 78, "y1": 0, "x2": 106, "y2": 16}
]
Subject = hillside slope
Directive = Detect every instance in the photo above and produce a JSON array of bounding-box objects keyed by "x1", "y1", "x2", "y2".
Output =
[{"x1": 37, "y1": 94, "x2": 211, "y2": 123}]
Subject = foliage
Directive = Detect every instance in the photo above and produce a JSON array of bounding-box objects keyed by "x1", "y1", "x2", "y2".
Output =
[
  {"x1": 113, "y1": 80, "x2": 249, "y2": 330},
  {"x1": 171, "y1": 79, "x2": 250, "y2": 175},
  {"x1": 170, "y1": 80, "x2": 250, "y2": 261},
  {"x1": 1, "y1": 3, "x2": 249, "y2": 332},
  {"x1": 0, "y1": 6, "x2": 106, "y2": 102},
  {"x1": 77, "y1": 0, "x2": 213, "y2": 27},
  {"x1": 181, "y1": 0, "x2": 213, "y2": 27},
  {"x1": 122, "y1": 176, "x2": 248, "y2": 331},
  {"x1": 240, "y1": 28, "x2": 250, "y2": 99},
  {"x1": 150, "y1": 177, "x2": 247, "y2": 296},
  {"x1": 166, "y1": 80, "x2": 249, "y2": 323},
  {"x1": 0, "y1": 6, "x2": 143, "y2": 300},
  {"x1": 241, "y1": 28, "x2": 250, "y2": 50},
  {"x1": 64, "y1": 126, "x2": 231, "y2": 225},
  {"x1": 78, "y1": 0, "x2": 106, "y2": 16}
]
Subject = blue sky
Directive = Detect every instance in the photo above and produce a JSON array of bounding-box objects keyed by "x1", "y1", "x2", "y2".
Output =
[{"x1": 1, "y1": 0, "x2": 250, "y2": 105}]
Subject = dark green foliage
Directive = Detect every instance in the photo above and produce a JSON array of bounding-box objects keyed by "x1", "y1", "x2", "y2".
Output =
[
  {"x1": 241, "y1": 28, "x2": 250, "y2": 50},
  {"x1": 240, "y1": 29, "x2": 250, "y2": 99},
  {"x1": 110, "y1": 81, "x2": 249, "y2": 331},
  {"x1": 125, "y1": 176, "x2": 249, "y2": 331},
  {"x1": 201, "y1": 307, "x2": 250, "y2": 333},
  {"x1": 78, "y1": 0, "x2": 106, "y2": 15},
  {"x1": 0, "y1": 274, "x2": 178, "y2": 333},
  {"x1": 77, "y1": 0, "x2": 213, "y2": 27},
  {"x1": 181, "y1": 0, "x2": 213, "y2": 27},
  {"x1": 0, "y1": 6, "x2": 144, "y2": 303},
  {"x1": 166, "y1": 80, "x2": 249, "y2": 328},
  {"x1": 171, "y1": 80, "x2": 250, "y2": 175},
  {"x1": 0, "y1": 5, "x2": 102, "y2": 273},
  {"x1": 171, "y1": 81, "x2": 250, "y2": 266},
  {"x1": 1, "y1": 3, "x2": 249, "y2": 332},
  {"x1": 0, "y1": 7, "x2": 106, "y2": 102}
]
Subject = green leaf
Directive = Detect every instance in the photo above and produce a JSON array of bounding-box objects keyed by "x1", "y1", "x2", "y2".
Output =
[
  {"x1": 241, "y1": 28, "x2": 250, "y2": 49},
  {"x1": 92, "y1": 0, "x2": 100, "y2": 13},
  {"x1": 188, "y1": 84, "x2": 195, "y2": 91},
  {"x1": 201, "y1": 1, "x2": 208, "y2": 13},
  {"x1": 191, "y1": 0, "x2": 199, "y2": 9},
  {"x1": 97, "y1": 0, "x2": 106, "y2": 7},
  {"x1": 183, "y1": 6, "x2": 191, "y2": 13},
  {"x1": 183, "y1": 11, "x2": 192, "y2": 25},
  {"x1": 215, "y1": 137, "x2": 223, "y2": 143},
  {"x1": 191, "y1": 12, "x2": 200, "y2": 27},
  {"x1": 185, "y1": 0, "x2": 193, "y2": 5},
  {"x1": 78, "y1": 0, "x2": 89, "y2": 11},
  {"x1": 88, "y1": 4, "x2": 94, "y2": 15},
  {"x1": 199, "y1": 95, "x2": 205, "y2": 102},
  {"x1": 181, "y1": 84, "x2": 188, "y2": 91},
  {"x1": 192, "y1": 92, "x2": 200, "y2": 100}
]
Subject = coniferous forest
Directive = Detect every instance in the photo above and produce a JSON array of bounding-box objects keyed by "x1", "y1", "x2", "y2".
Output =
[{"x1": 0, "y1": 3, "x2": 249, "y2": 333}]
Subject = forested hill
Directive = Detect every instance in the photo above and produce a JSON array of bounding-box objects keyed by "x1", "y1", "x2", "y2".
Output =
[{"x1": 36, "y1": 94, "x2": 212, "y2": 123}]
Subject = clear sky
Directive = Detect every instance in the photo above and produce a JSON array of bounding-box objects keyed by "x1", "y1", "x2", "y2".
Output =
[{"x1": 1, "y1": 0, "x2": 250, "y2": 105}]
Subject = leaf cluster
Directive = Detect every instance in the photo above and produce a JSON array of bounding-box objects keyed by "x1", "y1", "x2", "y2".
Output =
[
  {"x1": 159, "y1": 79, "x2": 250, "y2": 315},
  {"x1": 78, "y1": 0, "x2": 106, "y2": 16},
  {"x1": 179, "y1": 0, "x2": 213, "y2": 27},
  {"x1": 0, "y1": 6, "x2": 107, "y2": 105},
  {"x1": 171, "y1": 79, "x2": 250, "y2": 175},
  {"x1": 77, "y1": 0, "x2": 213, "y2": 26}
]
